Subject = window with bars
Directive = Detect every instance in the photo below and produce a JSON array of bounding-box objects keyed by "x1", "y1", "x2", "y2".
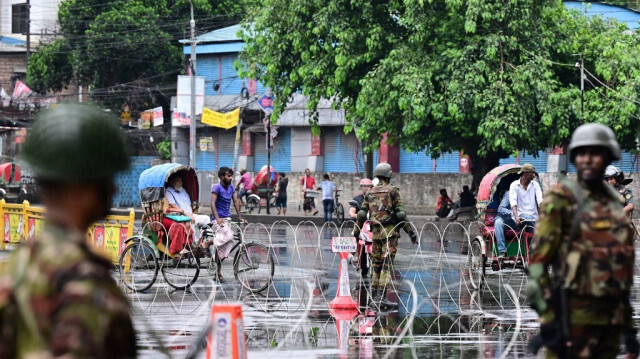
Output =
[{"x1": 12, "y1": 4, "x2": 28, "y2": 34}]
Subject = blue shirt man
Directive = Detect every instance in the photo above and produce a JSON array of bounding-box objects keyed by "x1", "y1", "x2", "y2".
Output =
[
  {"x1": 318, "y1": 174, "x2": 337, "y2": 223},
  {"x1": 494, "y1": 191, "x2": 536, "y2": 257}
]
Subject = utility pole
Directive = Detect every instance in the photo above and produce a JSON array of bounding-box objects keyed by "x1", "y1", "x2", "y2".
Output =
[
  {"x1": 576, "y1": 54, "x2": 584, "y2": 123},
  {"x1": 189, "y1": 1, "x2": 197, "y2": 169},
  {"x1": 266, "y1": 116, "x2": 271, "y2": 214},
  {"x1": 25, "y1": 0, "x2": 31, "y2": 64}
]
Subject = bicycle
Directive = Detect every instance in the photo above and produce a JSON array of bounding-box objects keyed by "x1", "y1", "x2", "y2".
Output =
[
  {"x1": 333, "y1": 189, "x2": 345, "y2": 224},
  {"x1": 197, "y1": 221, "x2": 274, "y2": 293}
]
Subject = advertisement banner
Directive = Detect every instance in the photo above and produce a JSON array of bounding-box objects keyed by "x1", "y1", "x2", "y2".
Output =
[
  {"x1": 153, "y1": 107, "x2": 164, "y2": 126},
  {"x1": 176, "y1": 75, "x2": 205, "y2": 115},
  {"x1": 201, "y1": 108, "x2": 240, "y2": 129},
  {"x1": 172, "y1": 110, "x2": 190, "y2": 127}
]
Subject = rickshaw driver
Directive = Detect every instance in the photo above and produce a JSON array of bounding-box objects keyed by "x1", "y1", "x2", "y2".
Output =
[
  {"x1": 0, "y1": 104, "x2": 136, "y2": 358},
  {"x1": 195, "y1": 166, "x2": 244, "y2": 282},
  {"x1": 355, "y1": 163, "x2": 418, "y2": 308},
  {"x1": 496, "y1": 163, "x2": 542, "y2": 257}
]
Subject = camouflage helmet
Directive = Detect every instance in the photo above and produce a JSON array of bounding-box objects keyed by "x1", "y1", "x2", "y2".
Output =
[
  {"x1": 568, "y1": 123, "x2": 621, "y2": 163},
  {"x1": 21, "y1": 103, "x2": 130, "y2": 181},
  {"x1": 374, "y1": 162, "x2": 393, "y2": 178}
]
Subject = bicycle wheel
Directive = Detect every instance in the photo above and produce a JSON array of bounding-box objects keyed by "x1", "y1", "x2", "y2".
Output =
[
  {"x1": 336, "y1": 203, "x2": 345, "y2": 224},
  {"x1": 161, "y1": 247, "x2": 200, "y2": 290},
  {"x1": 119, "y1": 240, "x2": 159, "y2": 292},
  {"x1": 246, "y1": 196, "x2": 259, "y2": 214},
  {"x1": 233, "y1": 242, "x2": 274, "y2": 293}
]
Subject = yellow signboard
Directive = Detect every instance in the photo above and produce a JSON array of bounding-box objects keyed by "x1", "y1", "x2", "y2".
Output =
[{"x1": 202, "y1": 107, "x2": 240, "y2": 129}]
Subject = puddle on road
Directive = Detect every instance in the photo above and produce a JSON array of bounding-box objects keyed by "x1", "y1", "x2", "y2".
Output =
[{"x1": 119, "y1": 222, "x2": 640, "y2": 358}]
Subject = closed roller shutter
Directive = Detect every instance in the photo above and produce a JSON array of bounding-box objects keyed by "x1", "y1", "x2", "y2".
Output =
[
  {"x1": 399, "y1": 149, "x2": 431, "y2": 173},
  {"x1": 435, "y1": 152, "x2": 460, "y2": 173},
  {"x1": 520, "y1": 151, "x2": 548, "y2": 173},
  {"x1": 254, "y1": 127, "x2": 291, "y2": 172},
  {"x1": 217, "y1": 130, "x2": 236, "y2": 169},
  {"x1": 500, "y1": 151, "x2": 549, "y2": 172},
  {"x1": 615, "y1": 151, "x2": 637, "y2": 173},
  {"x1": 196, "y1": 132, "x2": 216, "y2": 171},
  {"x1": 323, "y1": 127, "x2": 359, "y2": 173}
]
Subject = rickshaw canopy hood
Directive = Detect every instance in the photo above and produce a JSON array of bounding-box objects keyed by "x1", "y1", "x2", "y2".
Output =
[
  {"x1": 139, "y1": 163, "x2": 198, "y2": 204},
  {"x1": 476, "y1": 163, "x2": 542, "y2": 216}
]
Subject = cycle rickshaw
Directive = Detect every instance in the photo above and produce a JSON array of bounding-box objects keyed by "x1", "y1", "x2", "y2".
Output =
[
  {"x1": 246, "y1": 165, "x2": 277, "y2": 214},
  {"x1": 118, "y1": 163, "x2": 274, "y2": 293},
  {"x1": 467, "y1": 164, "x2": 542, "y2": 289}
]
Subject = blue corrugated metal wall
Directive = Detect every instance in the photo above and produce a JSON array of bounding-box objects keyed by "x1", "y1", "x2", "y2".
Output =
[
  {"x1": 113, "y1": 156, "x2": 157, "y2": 207},
  {"x1": 199, "y1": 56, "x2": 219, "y2": 97},
  {"x1": 434, "y1": 152, "x2": 460, "y2": 173},
  {"x1": 254, "y1": 127, "x2": 291, "y2": 172},
  {"x1": 499, "y1": 151, "x2": 549, "y2": 172},
  {"x1": 220, "y1": 54, "x2": 243, "y2": 95},
  {"x1": 399, "y1": 149, "x2": 432, "y2": 173},
  {"x1": 568, "y1": 151, "x2": 637, "y2": 173},
  {"x1": 323, "y1": 128, "x2": 358, "y2": 172}
]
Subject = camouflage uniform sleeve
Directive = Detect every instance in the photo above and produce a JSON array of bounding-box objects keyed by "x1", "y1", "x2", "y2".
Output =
[
  {"x1": 529, "y1": 185, "x2": 571, "y2": 295},
  {"x1": 391, "y1": 187, "x2": 404, "y2": 213},
  {"x1": 49, "y1": 274, "x2": 136, "y2": 357}
]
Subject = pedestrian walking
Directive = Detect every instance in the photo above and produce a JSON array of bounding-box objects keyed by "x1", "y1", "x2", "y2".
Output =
[
  {"x1": 0, "y1": 104, "x2": 136, "y2": 358},
  {"x1": 527, "y1": 123, "x2": 639, "y2": 359},
  {"x1": 318, "y1": 173, "x2": 337, "y2": 223},
  {"x1": 275, "y1": 172, "x2": 288, "y2": 215}
]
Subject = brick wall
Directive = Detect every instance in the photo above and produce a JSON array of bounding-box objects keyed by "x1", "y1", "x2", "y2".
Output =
[{"x1": 0, "y1": 53, "x2": 26, "y2": 92}]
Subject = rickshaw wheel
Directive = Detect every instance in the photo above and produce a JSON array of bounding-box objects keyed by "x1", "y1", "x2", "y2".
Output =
[
  {"x1": 468, "y1": 238, "x2": 485, "y2": 290},
  {"x1": 119, "y1": 240, "x2": 159, "y2": 292},
  {"x1": 233, "y1": 242, "x2": 274, "y2": 293},
  {"x1": 246, "y1": 196, "x2": 259, "y2": 214},
  {"x1": 161, "y1": 248, "x2": 200, "y2": 290}
]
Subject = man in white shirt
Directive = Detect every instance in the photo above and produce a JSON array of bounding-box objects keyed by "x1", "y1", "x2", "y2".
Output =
[{"x1": 495, "y1": 163, "x2": 543, "y2": 257}]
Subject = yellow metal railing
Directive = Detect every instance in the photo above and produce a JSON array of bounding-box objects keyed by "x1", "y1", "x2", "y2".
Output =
[{"x1": 0, "y1": 200, "x2": 136, "y2": 263}]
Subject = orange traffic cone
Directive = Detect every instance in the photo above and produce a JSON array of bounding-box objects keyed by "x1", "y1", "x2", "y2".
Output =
[
  {"x1": 206, "y1": 304, "x2": 247, "y2": 359},
  {"x1": 329, "y1": 251, "x2": 359, "y2": 310}
]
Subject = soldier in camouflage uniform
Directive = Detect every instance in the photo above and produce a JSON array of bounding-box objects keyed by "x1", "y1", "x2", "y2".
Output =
[
  {"x1": 526, "y1": 123, "x2": 639, "y2": 359},
  {"x1": 605, "y1": 165, "x2": 634, "y2": 217},
  {"x1": 0, "y1": 104, "x2": 136, "y2": 358},
  {"x1": 355, "y1": 163, "x2": 417, "y2": 308}
]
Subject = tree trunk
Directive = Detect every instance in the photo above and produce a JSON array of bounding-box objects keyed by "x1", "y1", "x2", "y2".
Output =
[{"x1": 469, "y1": 151, "x2": 502, "y2": 193}]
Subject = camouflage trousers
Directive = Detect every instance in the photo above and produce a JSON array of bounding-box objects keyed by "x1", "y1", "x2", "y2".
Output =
[
  {"x1": 371, "y1": 235, "x2": 398, "y2": 290},
  {"x1": 545, "y1": 325, "x2": 622, "y2": 359}
]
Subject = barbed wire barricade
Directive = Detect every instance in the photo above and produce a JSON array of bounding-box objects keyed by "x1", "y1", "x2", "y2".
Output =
[{"x1": 112, "y1": 219, "x2": 640, "y2": 358}]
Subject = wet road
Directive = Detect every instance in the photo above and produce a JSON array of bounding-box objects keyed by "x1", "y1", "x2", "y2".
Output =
[{"x1": 5, "y1": 220, "x2": 640, "y2": 358}]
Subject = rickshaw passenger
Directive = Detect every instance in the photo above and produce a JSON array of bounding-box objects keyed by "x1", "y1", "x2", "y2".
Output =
[{"x1": 164, "y1": 173, "x2": 211, "y2": 244}]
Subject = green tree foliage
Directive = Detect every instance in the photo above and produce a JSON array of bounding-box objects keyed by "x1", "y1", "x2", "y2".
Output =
[
  {"x1": 28, "y1": 0, "x2": 249, "y2": 114},
  {"x1": 240, "y1": 0, "x2": 640, "y2": 180}
]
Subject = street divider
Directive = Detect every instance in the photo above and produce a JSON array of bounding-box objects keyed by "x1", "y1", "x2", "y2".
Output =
[{"x1": 0, "y1": 199, "x2": 136, "y2": 263}]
